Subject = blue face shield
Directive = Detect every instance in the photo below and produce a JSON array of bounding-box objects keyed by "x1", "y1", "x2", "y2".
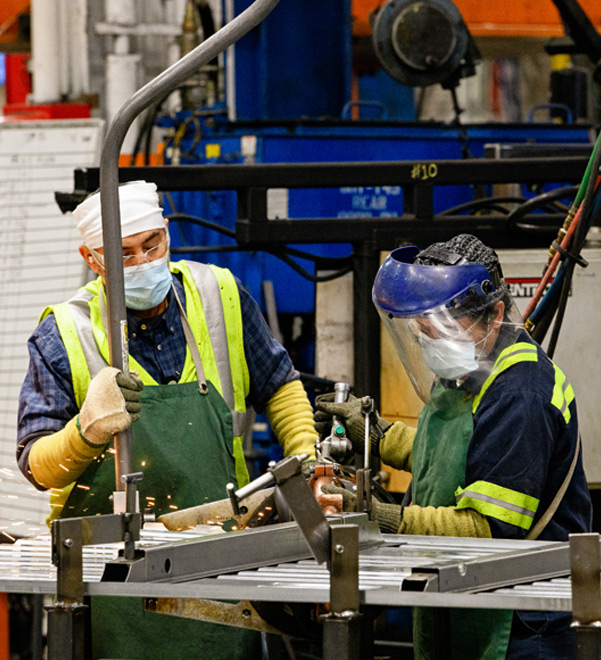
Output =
[{"x1": 372, "y1": 246, "x2": 521, "y2": 402}]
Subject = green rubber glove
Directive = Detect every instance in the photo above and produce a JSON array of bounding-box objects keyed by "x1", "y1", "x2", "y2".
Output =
[
  {"x1": 321, "y1": 483, "x2": 403, "y2": 534},
  {"x1": 314, "y1": 392, "x2": 392, "y2": 457}
]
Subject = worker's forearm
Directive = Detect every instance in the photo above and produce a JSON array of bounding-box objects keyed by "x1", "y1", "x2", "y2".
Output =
[
  {"x1": 379, "y1": 421, "x2": 416, "y2": 471},
  {"x1": 400, "y1": 505, "x2": 492, "y2": 537},
  {"x1": 265, "y1": 380, "x2": 317, "y2": 457},
  {"x1": 28, "y1": 417, "x2": 105, "y2": 489}
]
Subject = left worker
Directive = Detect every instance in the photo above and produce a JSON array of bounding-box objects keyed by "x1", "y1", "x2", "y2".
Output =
[{"x1": 16, "y1": 179, "x2": 317, "y2": 660}]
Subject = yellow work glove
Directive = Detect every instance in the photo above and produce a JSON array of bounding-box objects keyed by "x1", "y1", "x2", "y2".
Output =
[
  {"x1": 314, "y1": 392, "x2": 392, "y2": 457},
  {"x1": 321, "y1": 483, "x2": 403, "y2": 534},
  {"x1": 400, "y1": 505, "x2": 492, "y2": 538},
  {"x1": 379, "y1": 422, "x2": 416, "y2": 472},
  {"x1": 79, "y1": 367, "x2": 143, "y2": 446}
]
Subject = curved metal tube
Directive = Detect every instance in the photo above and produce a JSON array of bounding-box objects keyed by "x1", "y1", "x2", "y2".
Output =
[{"x1": 99, "y1": 0, "x2": 280, "y2": 488}]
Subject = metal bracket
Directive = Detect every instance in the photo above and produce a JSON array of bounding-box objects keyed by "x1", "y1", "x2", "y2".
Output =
[
  {"x1": 570, "y1": 533, "x2": 601, "y2": 660},
  {"x1": 228, "y1": 453, "x2": 332, "y2": 565},
  {"x1": 321, "y1": 524, "x2": 362, "y2": 660}
]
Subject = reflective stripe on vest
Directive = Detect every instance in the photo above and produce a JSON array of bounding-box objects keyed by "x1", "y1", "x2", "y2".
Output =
[
  {"x1": 455, "y1": 480, "x2": 540, "y2": 531},
  {"x1": 42, "y1": 261, "x2": 249, "y2": 436}
]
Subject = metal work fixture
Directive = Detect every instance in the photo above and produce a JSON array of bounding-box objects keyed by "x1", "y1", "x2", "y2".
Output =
[
  {"x1": 6, "y1": 527, "x2": 601, "y2": 659},
  {"x1": 227, "y1": 453, "x2": 332, "y2": 565}
]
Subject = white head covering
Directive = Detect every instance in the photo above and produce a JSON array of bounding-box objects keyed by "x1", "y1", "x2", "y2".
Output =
[{"x1": 73, "y1": 180, "x2": 165, "y2": 249}]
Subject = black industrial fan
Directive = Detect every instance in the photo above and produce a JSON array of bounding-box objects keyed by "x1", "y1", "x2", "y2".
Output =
[{"x1": 371, "y1": 0, "x2": 481, "y2": 90}]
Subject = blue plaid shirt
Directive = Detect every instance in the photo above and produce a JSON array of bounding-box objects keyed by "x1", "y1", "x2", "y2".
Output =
[{"x1": 17, "y1": 269, "x2": 298, "y2": 484}]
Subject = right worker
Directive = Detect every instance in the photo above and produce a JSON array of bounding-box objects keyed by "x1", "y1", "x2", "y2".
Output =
[{"x1": 315, "y1": 234, "x2": 591, "y2": 660}]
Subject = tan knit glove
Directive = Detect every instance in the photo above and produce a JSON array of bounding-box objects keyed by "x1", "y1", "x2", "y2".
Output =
[{"x1": 79, "y1": 367, "x2": 143, "y2": 446}]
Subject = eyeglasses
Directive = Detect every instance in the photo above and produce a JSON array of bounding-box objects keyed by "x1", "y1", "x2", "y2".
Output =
[{"x1": 89, "y1": 235, "x2": 169, "y2": 269}]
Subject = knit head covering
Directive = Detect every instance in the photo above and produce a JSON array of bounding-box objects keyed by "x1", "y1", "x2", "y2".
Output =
[
  {"x1": 73, "y1": 180, "x2": 165, "y2": 249},
  {"x1": 414, "y1": 234, "x2": 509, "y2": 315}
]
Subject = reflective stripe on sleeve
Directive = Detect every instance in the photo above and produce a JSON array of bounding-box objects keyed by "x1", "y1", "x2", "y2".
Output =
[
  {"x1": 551, "y1": 365, "x2": 575, "y2": 424},
  {"x1": 455, "y1": 480, "x2": 539, "y2": 530},
  {"x1": 472, "y1": 343, "x2": 538, "y2": 414}
]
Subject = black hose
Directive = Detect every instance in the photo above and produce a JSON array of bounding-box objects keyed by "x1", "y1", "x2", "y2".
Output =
[
  {"x1": 168, "y1": 212, "x2": 236, "y2": 238},
  {"x1": 267, "y1": 249, "x2": 352, "y2": 282},
  {"x1": 505, "y1": 185, "x2": 578, "y2": 229},
  {"x1": 546, "y1": 149, "x2": 601, "y2": 356},
  {"x1": 168, "y1": 215, "x2": 353, "y2": 283},
  {"x1": 440, "y1": 196, "x2": 527, "y2": 216}
]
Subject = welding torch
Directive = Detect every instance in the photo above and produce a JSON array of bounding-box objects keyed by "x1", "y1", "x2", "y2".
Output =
[{"x1": 315, "y1": 382, "x2": 354, "y2": 463}]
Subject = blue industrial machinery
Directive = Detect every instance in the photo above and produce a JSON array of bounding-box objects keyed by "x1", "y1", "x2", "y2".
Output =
[
  {"x1": 224, "y1": 0, "x2": 352, "y2": 120},
  {"x1": 144, "y1": 1, "x2": 596, "y2": 321},
  {"x1": 161, "y1": 118, "x2": 593, "y2": 317}
]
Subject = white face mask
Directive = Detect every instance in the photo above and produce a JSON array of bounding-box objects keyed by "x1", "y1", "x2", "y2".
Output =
[
  {"x1": 123, "y1": 254, "x2": 172, "y2": 310},
  {"x1": 420, "y1": 336, "x2": 479, "y2": 380}
]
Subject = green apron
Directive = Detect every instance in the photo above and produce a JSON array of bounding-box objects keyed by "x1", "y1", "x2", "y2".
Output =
[
  {"x1": 62, "y1": 376, "x2": 261, "y2": 659},
  {"x1": 411, "y1": 383, "x2": 513, "y2": 660}
]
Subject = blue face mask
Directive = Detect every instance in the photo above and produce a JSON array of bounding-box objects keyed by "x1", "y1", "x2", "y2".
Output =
[
  {"x1": 421, "y1": 336, "x2": 479, "y2": 380},
  {"x1": 123, "y1": 254, "x2": 172, "y2": 311}
]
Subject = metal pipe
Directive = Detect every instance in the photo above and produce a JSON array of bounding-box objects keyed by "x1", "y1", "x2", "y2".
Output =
[
  {"x1": 99, "y1": 0, "x2": 281, "y2": 490},
  {"x1": 69, "y1": 0, "x2": 90, "y2": 99},
  {"x1": 30, "y1": 0, "x2": 61, "y2": 103}
]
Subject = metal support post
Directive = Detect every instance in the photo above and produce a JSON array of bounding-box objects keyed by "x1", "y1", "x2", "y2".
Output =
[
  {"x1": 570, "y1": 533, "x2": 601, "y2": 660},
  {"x1": 47, "y1": 517, "x2": 87, "y2": 660},
  {"x1": 356, "y1": 396, "x2": 375, "y2": 515},
  {"x1": 46, "y1": 509, "x2": 142, "y2": 660},
  {"x1": 321, "y1": 524, "x2": 362, "y2": 660},
  {"x1": 352, "y1": 241, "x2": 381, "y2": 399},
  {"x1": 47, "y1": 603, "x2": 89, "y2": 660}
]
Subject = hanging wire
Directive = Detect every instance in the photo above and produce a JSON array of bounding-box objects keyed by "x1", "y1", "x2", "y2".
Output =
[
  {"x1": 523, "y1": 130, "x2": 601, "y2": 355},
  {"x1": 167, "y1": 213, "x2": 353, "y2": 283},
  {"x1": 546, "y1": 177, "x2": 601, "y2": 357}
]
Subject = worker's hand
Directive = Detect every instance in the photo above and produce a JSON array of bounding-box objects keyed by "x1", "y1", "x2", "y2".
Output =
[
  {"x1": 301, "y1": 458, "x2": 317, "y2": 478},
  {"x1": 314, "y1": 393, "x2": 392, "y2": 457},
  {"x1": 78, "y1": 367, "x2": 144, "y2": 446},
  {"x1": 321, "y1": 484, "x2": 403, "y2": 534}
]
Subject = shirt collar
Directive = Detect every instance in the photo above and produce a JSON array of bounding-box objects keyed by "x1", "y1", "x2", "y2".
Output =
[{"x1": 127, "y1": 279, "x2": 183, "y2": 336}]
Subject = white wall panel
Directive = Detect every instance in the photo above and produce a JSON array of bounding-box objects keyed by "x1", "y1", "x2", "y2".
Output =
[{"x1": 0, "y1": 119, "x2": 103, "y2": 538}]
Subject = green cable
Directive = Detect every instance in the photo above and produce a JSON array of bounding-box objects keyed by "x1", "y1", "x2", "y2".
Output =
[{"x1": 573, "y1": 131, "x2": 601, "y2": 209}]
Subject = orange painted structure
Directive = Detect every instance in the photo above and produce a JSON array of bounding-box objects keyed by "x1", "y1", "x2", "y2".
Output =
[
  {"x1": 352, "y1": 0, "x2": 601, "y2": 37},
  {"x1": 0, "y1": 0, "x2": 30, "y2": 46}
]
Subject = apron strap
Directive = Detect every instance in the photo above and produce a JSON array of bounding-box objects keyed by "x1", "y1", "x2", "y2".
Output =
[
  {"x1": 526, "y1": 433, "x2": 581, "y2": 540},
  {"x1": 172, "y1": 283, "x2": 209, "y2": 395}
]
